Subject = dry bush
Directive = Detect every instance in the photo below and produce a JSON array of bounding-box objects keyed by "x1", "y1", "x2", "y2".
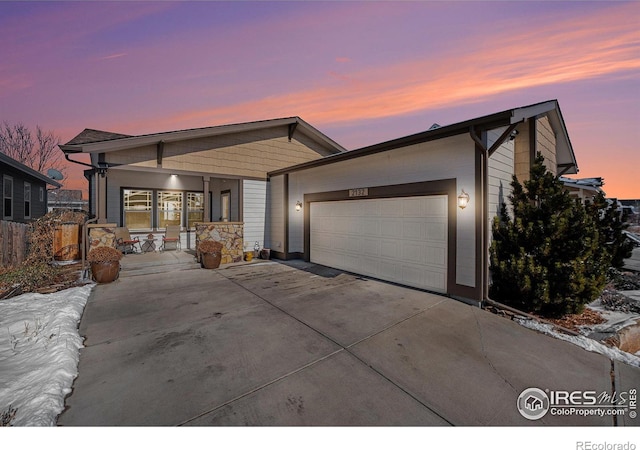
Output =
[
  {"x1": 26, "y1": 210, "x2": 88, "y2": 264},
  {"x1": 87, "y1": 246, "x2": 122, "y2": 263},
  {"x1": 1, "y1": 210, "x2": 89, "y2": 299},
  {"x1": 199, "y1": 240, "x2": 223, "y2": 253}
]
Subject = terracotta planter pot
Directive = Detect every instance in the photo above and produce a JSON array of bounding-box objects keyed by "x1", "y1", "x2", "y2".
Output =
[
  {"x1": 90, "y1": 261, "x2": 120, "y2": 283},
  {"x1": 201, "y1": 252, "x2": 222, "y2": 269}
]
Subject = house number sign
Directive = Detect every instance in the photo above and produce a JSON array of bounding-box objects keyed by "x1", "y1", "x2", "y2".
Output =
[{"x1": 349, "y1": 188, "x2": 369, "y2": 197}]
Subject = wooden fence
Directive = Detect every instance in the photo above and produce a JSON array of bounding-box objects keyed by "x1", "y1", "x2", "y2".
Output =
[{"x1": 0, "y1": 220, "x2": 30, "y2": 267}]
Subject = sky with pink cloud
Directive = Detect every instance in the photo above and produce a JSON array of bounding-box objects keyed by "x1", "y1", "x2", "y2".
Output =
[{"x1": 1, "y1": 1, "x2": 638, "y2": 198}]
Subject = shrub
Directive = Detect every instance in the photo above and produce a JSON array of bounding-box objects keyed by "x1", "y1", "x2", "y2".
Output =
[
  {"x1": 198, "y1": 240, "x2": 223, "y2": 254},
  {"x1": 489, "y1": 153, "x2": 606, "y2": 318},
  {"x1": 87, "y1": 246, "x2": 123, "y2": 263},
  {"x1": 585, "y1": 192, "x2": 634, "y2": 269}
]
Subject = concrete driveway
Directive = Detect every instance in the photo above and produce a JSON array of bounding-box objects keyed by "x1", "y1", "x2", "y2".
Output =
[{"x1": 58, "y1": 260, "x2": 640, "y2": 426}]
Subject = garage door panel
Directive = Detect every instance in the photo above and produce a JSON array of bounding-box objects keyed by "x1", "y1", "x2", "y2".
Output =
[{"x1": 310, "y1": 196, "x2": 448, "y2": 293}]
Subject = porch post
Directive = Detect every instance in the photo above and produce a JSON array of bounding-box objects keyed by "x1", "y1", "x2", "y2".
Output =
[
  {"x1": 203, "y1": 176, "x2": 211, "y2": 221},
  {"x1": 97, "y1": 172, "x2": 107, "y2": 223}
]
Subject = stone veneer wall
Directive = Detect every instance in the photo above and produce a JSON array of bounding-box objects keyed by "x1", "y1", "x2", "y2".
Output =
[
  {"x1": 195, "y1": 222, "x2": 244, "y2": 265},
  {"x1": 87, "y1": 224, "x2": 117, "y2": 252}
]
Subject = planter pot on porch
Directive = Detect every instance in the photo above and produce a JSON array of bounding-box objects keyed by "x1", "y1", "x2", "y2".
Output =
[
  {"x1": 90, "y1": 261, "x2": 120, "y2": 283},
  {"x1": 201, "y1": 252, "x2": 222, "y2": 269}
]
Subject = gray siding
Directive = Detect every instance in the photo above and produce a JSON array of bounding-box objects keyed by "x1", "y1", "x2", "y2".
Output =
[
  {"x1": 487, "y1": 127, "x2": 515, "y2": 219},
  {"x1": 242, "y1": 180, "x2": 267, "y2": 251},
  {"x1": 266, "y1": 175, "x2": 285, "y2": 252},
  {"x1": 1, "y1": 165, "x2": 48, "y2": 223}
]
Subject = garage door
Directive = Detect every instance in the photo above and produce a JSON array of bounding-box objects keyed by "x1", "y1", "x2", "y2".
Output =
[{"x1": 310, "y1": 196, "x2": 448, "y2": 293}]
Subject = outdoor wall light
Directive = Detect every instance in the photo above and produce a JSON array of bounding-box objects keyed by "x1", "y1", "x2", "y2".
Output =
[
  {"x1": 295, "y1": 201, "x2": 303, "y2": 212},
  {"x1": 458, "y1": 189, "x2": 470, "y2": 209}
]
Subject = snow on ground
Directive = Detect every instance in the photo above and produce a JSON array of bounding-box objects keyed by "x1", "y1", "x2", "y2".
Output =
[
  {"x1": 515, "y1": 317, "x2": 640, "y2": 368},
  {"x1": 0, "y1": 285, "x2": 93, "y2": 426}
]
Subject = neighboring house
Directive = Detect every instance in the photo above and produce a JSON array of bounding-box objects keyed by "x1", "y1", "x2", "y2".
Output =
[
  {"x1": 267, "y1": 100, "x2": 578, "y2": 304},
  {"x1": 1, "y1": 152, "x2": 62, "y2": 223},
  {"x1": 60, "y1": 99, "x2": 580, "y2": 305},
  {"x1": 48, "y1": 189, "x2": 88, "y2": 212},
  {"x1": 59, "y1": 118, "x2": 345, "y2": 250},
  {"x1": 560, "y1": 176, "x2": 604, "y2": 201}
]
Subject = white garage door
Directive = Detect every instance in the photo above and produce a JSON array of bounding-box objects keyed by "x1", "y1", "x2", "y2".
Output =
[{"x1": 310, "y1": 195, "x2": 448, "y2": 293}]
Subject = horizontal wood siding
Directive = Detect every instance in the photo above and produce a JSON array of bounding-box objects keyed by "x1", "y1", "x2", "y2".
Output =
[
  {"x1": 105, "y1": 127, "x2": 329, "y2": 179},
  {"x1": 242, "y1": 180, "x2": 267, "y2": 251},
  {"x1": 1, "y1": 166, "x2": 48, "y2": 223},
  {"x1": 267, "y1": 175, "x2": 285, "y2": 252},
  {"x1": 536, "y1": 115, "x2": 557, "y2": 175},
  {"x1": 487, "y1": 127, "x2": 515, "y2": 220}
]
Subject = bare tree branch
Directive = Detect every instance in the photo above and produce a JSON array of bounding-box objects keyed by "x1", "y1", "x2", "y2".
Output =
[{"x1": 0, "y1": 122, "x2": 65, "y2": 178}]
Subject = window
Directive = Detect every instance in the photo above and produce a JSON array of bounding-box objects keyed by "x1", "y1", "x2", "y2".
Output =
[
  {"x1": 3, "y1": 176, "x2": 13, "y2": 219},
  {"x1": 24, "y1": 182, "x2": 31, "y2": 219},
  {"x1": 220, "y1": 191, "x2": 230, "y2": 222},
  {"x1": 187, "y1": 192, "x2": 204, "y2": 229},
  {"x1": 39, "y1": 187, "x2": 44, "y2": 202},
  {"x1": 123, "y1": 190, "x2": 152, "y2": 230},
  {"x1": 158, "y1": 191, "x2": 183, "y2": 229}
]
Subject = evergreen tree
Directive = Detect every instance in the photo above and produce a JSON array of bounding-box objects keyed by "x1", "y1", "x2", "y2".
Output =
[
  {"x1": 489, "y1": 154, "x2": 605, "y2": 318},
  {"x1": 585, "y1": 192, "x2": 634, "y2": 269}
]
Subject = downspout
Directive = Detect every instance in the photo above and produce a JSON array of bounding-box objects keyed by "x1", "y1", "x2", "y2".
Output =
[{"x1": 63, "y1": 151, "x2": 108, "y2": 222}]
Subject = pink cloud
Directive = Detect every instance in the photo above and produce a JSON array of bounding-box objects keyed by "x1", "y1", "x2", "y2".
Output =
[{"x1": 145, "y1": 3, "x2": 639, "y2": 131}]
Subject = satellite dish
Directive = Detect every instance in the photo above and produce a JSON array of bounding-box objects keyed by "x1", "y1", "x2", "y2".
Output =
[{"x1": 47, "y1": 168, "x2": 64, "y2": 181}]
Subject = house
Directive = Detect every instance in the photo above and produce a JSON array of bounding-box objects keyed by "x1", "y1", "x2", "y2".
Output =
[
  {"x1": 61, "y1": 99, "x2": 578, "y2": 305},
  {"x1": 1, "y1": 152, "x2": 62, "y2": 223},
  {"x1": 560, "y1": 176, "x2": 604, "y2": 201},
  {"x1": 59, "y1": 118, "x2": 345, "y2": 252},
  {"x1": 267, "y1": 100, "x2": 578, "y2": 304},
  {"x1": 525, "y1": 395, "x2": 543, "y2": 411},
  {"x1": 48, "y1": 189, "x2": 88, "y2": 213}
]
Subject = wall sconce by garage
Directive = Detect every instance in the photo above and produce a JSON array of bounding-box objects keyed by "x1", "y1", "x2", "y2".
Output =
[
  {"x1": 458, "y1": 189, "x2": 470, "y2": 209},
  {"x1": 295, "y1": 201, "x2": 303, "y2": 212}
]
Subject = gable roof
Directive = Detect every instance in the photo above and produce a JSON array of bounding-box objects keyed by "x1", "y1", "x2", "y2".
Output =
[
  {"x1": 269, "y1": 100, "x2": 578, "y2": 177},
  {"x1": 60, "y1": 117, "x2": 345, "y2": 155},
  {"x1": 0, "y1": 152, "x2": 63, "y2": 187}
]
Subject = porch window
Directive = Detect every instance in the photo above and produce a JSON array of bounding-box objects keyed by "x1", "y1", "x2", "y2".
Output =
[
  {"x1": 123, "y1": 190, "x2": 152, "y2": 230},
  {"x1": 3, "y1": 176, "x2": 13, "y2": 219},
  {"x1": 158, "y1": 191, "x2": 183, "y2": 229},
  {"x1": 24, "y1": 182, "x2": 31, "y2": 219},
  {"x1": 187, "y1": 192, "x2": 204, "y2": 229},
  {"x1": 220, "y1": 190, "x2": 230, "y2": 222}
]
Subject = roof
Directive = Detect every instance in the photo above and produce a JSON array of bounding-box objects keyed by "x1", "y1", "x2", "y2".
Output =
[
  {"x1": 60, "y1": 117, "x2": 345, "y2": 155},
  {"x1": 65, "y1": 129, "x2": 132, "y2": 145},
  {"x1": 0, "y1": 152, "x2": 63, "y2": 188},
  {"x1": 560, "y1": 176, "x2": 604, "y2": 194},
  {"x1": 269, "y1": 100, "x2": 578, "y2": 177}
]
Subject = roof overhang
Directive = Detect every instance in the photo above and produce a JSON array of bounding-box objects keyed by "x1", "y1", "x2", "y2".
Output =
[
  {"x1": 0, "y1": 153, "x2": 62, "y2": 188},
  {"x1": 269, "y1": 100, "x2": 579, "y2": 177},
  {"x1": 59, "y1": 117, "x2": 346, "y2": 155},
  {"x1": 512, "y1": 100, "x2": 578, "y2": 175}
]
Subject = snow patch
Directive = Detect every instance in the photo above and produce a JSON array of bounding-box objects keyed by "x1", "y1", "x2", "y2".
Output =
[
  {"x1": 0, "y1": 285, "x2": 93, "y2": 426},
  {"x1": 515, "y1": 318, "x2": 640, "y2": 368}
]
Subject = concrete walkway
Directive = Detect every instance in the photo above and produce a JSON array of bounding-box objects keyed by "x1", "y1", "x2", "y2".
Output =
[{"x1": 58, "y1": 260, "x2": 640, "y2": 426}]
